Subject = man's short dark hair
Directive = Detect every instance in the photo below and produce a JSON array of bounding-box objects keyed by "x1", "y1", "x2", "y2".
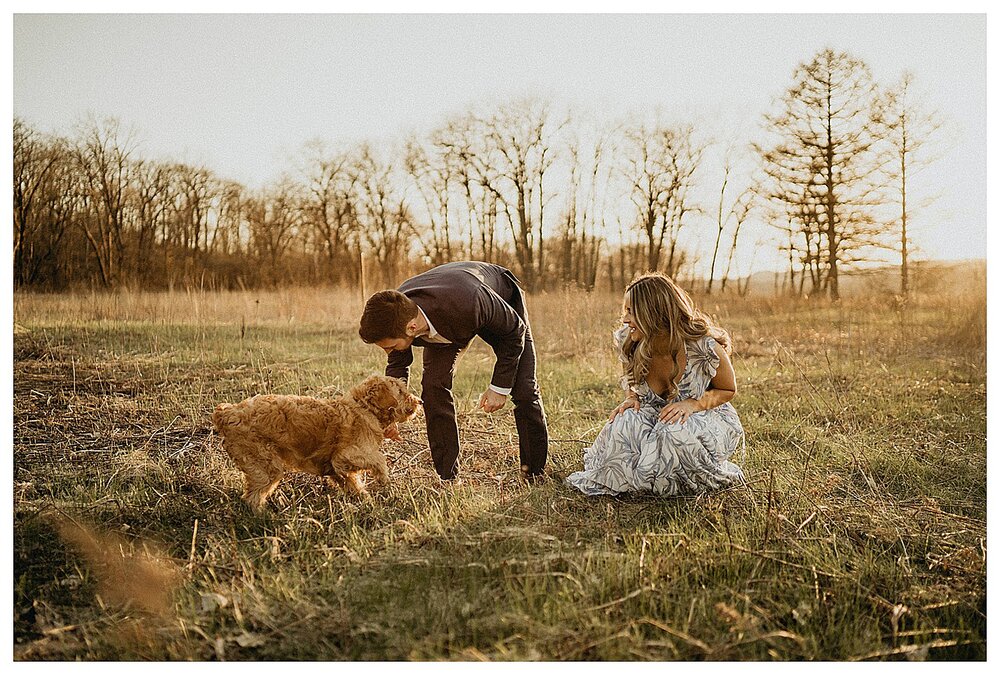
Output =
[{"x1": 359, "y1": 290, "x2": 419, "y2": 343}]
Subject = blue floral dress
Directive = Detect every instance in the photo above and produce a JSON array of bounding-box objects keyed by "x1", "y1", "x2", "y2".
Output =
[{"x1": 566, "y1": 330, "x2": 746, "y2": 496}]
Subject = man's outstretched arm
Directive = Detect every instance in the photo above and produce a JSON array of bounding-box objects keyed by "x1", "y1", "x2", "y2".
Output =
[
  {"x1": 386, "y1": 346, "x2": 413, "y2": 382},
  {"x1": 475, "y1": 285, "x2": 526, "y2": 397}
]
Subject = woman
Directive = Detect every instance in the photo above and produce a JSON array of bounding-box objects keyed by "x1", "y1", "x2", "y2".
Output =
[{"x1": 566, "y1": 272, "x2": 745, "y2": 496}]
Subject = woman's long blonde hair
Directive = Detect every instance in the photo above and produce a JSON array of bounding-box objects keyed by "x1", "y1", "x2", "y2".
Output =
[{"x1": 620, "y1": 272, "x2": 731, "y2": 397}]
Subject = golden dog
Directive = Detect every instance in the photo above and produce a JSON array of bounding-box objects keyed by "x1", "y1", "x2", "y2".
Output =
[{"x1": 213, "y1": 375, "x2": 420, "y2": 511}]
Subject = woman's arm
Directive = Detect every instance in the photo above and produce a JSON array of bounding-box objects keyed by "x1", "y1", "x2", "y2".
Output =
[{"x1": 658, "y1": 343, "x2": 737, "y2": 424}]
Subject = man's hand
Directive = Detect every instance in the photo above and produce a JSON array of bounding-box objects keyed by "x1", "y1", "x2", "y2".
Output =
[
  {"x1": 383, "y1": 422, "x2": 402, "y2": 442},
  {"x1": 478, "y1": 389, "x2": 508, "y2": 413}
]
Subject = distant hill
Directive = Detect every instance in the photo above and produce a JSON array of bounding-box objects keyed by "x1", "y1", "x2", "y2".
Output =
[{"x1": 724, "y1": 259, "x2": 986, "y2": 298}]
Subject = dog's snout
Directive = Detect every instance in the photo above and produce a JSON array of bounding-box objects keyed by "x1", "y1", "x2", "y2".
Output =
[{"x1": 397, "y1": 394, "x2": 421, "y2": 419}]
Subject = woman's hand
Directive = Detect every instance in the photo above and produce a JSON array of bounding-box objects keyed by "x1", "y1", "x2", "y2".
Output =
[
  {"x1": 610, "y1": 394, "x2": 641, "y2": 421},
  {"x1": 658, "y1": 399, "x2": 700, "y2": 425}
]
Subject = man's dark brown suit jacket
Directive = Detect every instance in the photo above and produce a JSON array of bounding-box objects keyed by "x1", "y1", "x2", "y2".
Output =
[{"x1": 385, "y1": 261, "x2": 548, "y2": 479}]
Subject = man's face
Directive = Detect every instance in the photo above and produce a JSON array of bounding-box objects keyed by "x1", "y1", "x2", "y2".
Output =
[{"x1": 375, "y1": 335, "x2": 414, "y2": 354}]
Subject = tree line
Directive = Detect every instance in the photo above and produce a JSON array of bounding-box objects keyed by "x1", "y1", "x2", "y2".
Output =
[{"x1": 14, "y1": 48, "x2": 941, "y2": 299}]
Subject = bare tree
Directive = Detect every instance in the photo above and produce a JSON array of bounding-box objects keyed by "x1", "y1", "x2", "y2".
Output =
[
  {"x1": 14, "y1": 120, "x2": 75, "y2": 287},
  {"x1": 707, "y1": 146, "x2": 755, "y2": 294},
  {"x1": 794, "y1": 183, "x2": 826, "y2": 295},
  {"x1": 72, "y1": 115, "x2": 139, "y2": 287},
  {"x1": 210, "y1": 180, "x2": 246, "y2": 256},
  {"x1": 620, "y1": 120, "x2": 703, "y2": 277},
  {"x1": 245, "y1": 180, "x2": 304, "y2": 286},
  {"x1": 350, "y1": 144, "x2": 411, "y2": 286},
  {"x1": 555, "y1": 123, "x2": 610, "y2": 290},
  {"x1": 428, "y1": 114, "x2": 494, "y2": 261},
  {"x1": 719, "y1": 187, "x2": 755, "y2": 294},
  {"x1": 300, "y1": 141, "x2": 358, "y2": 284},
  {"x1": 873, "y1": 71, "x2": 945, "y2": 297},
  {"x1": 474, "y1": 98, "x2": 567, "y2": 291},
  {"x1": 163, "y1": 162, "x2": 218, "y2": 284},
  {"x1": 403, "y1": 131, "x2": 458, "y2": 266},
  {"x1": 129, "y1": 159, "x2": 174, "y2": 284},
  {"x1": 578, "y1": 129, "x2": 613, "y2": 290},
  {"x1": 557, "y1": 135, "x2": 583, "y2": 286},
  {"x1": 757, "y1": 48, "x2": 884, "y2": 300}
]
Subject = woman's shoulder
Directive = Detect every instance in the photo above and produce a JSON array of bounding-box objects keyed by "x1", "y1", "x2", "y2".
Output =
[
  {"x1": 684, "y1": 333, "x2": 717, "y2": 352},
  {"x1": 686, "y1": 334, "x2": 723, "y2": 367}
]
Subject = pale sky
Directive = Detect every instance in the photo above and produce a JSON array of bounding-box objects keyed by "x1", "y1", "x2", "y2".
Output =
[{"x1": 11, "y1": 9, "x2": 989, "y2": 271}]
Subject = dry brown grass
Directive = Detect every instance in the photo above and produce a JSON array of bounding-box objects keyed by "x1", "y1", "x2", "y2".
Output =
[{"x1": 13, "y1": 283, "x2": 986, "y2": 661}]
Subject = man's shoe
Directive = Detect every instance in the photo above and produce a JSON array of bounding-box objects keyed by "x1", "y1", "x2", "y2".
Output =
[{"x1": 519, "y1": 465, "x2": 546, "y2": 484}]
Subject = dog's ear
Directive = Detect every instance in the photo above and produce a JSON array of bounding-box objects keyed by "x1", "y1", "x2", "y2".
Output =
[
  {"x1": 352, "y1": 375, "x2": 384, "y2": 403},
  {"x1": 373, "y1": 380, "x2": 398, "y2": 410},
  {"x1": 365, "y1": 379, "x2": 401, "y2": 426}
]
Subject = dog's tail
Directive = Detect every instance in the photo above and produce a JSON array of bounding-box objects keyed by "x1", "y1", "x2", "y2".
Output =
[{"x1": 212, "y1": 403, "x2": 237, "y2": 432}]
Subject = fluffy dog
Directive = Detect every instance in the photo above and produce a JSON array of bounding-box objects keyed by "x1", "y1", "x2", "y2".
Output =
[{"x1": 212, "y1": 375, "x2": 421, "y2": 511}]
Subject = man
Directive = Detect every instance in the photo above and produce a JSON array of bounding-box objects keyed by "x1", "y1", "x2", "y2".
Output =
[{"x1": 359, "y1": 261, "x2": 548, "y2": 482}]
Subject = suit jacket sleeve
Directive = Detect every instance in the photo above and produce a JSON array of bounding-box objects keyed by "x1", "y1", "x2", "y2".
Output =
[
  {"x1": 386, "y1": 346, "x2": 414, "y2": 382},
  {"x1": 475, "y1": 285, "x2": 526, "y2": 391}
]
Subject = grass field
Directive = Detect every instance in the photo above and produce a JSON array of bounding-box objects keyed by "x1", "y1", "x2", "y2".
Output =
[{"x1": 12, "y1": 284, "x2": 986, "y2": 661}]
